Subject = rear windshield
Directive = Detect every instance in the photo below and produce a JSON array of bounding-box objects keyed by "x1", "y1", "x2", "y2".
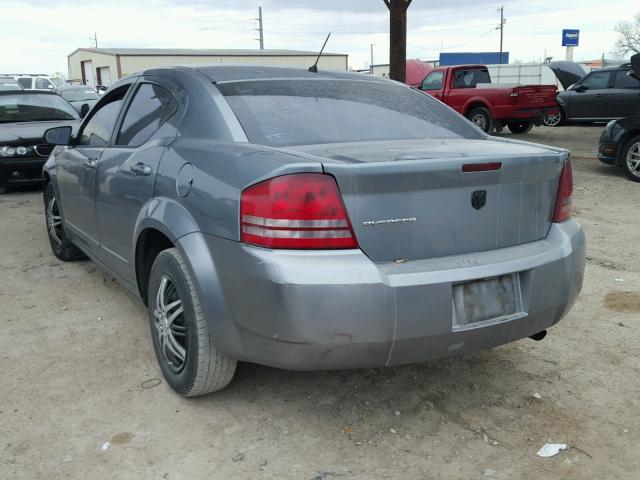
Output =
[
  {"x1": 61, "y1": 88, "x2": 99, "y2": 102},
  {"x1": 0, "y1": 93, "x2": 79, "y2": 123},
  {"x1": 218, "y1": 79, "x2": 483, "y2": 147}
]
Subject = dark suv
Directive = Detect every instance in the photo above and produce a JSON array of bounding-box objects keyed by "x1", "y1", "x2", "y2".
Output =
[{"x1": 556, "y1": 64, "x2": 640, "y2": 124}]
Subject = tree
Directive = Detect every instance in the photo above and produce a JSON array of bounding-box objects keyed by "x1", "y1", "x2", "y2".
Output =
[
  {"x1": 383, "y1": 0, "x2": 412, "y2": 82},
  {"x1": 614, "y1": 13, "x2": 640, "y2": 58}
]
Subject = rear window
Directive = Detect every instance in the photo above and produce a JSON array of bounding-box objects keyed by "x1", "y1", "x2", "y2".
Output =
[
  {"x1": 61, "y1": 89, "x2": 99, "y2": 102},
  {"x1": 614, "y1": 70, "x2": 640, "y2": 89},
  {"x1": 218, "y1": 79, "x2": 482, "y2": 147}
]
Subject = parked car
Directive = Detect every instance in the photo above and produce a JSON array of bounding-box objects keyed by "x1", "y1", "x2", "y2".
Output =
[
  {"x1": 0, "y1": 76, "x2": 23, "y2": 91},
  {"x1": 597, "y1": 54, "x2": 640, "y2": 182},
  {"x1": 552, "y1": 63, "x2": 640, "y2": 126},
  {"x1": 42, "y1": 65, "x2": 585, "y2": 396},
  {"x1": 55, "y1": 84, "x2": 99, "y2": 115},
  {"x1": 418, "y1": 65, "x2": 559, "y2": 133},
  {"x1": 3, "y1": 74, "x2": 58, "y2": 91},
  {"x1": 0, "y1": 91, "x2": 79, "y2": 193}
]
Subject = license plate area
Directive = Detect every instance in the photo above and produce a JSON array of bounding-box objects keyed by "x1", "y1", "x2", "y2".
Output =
[{"x1": 452, "y1": 273, "x2": 524, "y2": 330}]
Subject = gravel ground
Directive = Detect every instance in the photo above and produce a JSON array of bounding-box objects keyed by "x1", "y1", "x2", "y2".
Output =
[{"x1": 1, "y1": 125, "x2": 639, "y2": 480}]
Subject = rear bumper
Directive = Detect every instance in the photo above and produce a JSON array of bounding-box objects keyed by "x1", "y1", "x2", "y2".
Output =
[
  {"x1": 0, "y1": 157, "x2": 46, "y2": 188},
  {"x1": 498, "y1": 107, "x2": 559, "y2": 122},
  {"x1": 180, "y1": 221, "x2": 585, "y2": 370}
]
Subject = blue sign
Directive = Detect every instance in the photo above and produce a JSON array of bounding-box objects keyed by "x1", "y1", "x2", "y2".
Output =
[
  {"x1": 562, "y1": 29, "x2": 580, "y2": 47},
  {"x1": 439, "y1": 52, "x2": 509, "y2": 66}
]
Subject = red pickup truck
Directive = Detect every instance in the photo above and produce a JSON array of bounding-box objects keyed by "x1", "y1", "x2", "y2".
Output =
[{"x1": 418, "y1": 65, "x2": 559, "y2": 134}]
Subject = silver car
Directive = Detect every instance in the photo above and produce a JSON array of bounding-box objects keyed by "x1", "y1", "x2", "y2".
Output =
[{"x1": 41, "y1": 66, "x2": 585, "y2": 396}]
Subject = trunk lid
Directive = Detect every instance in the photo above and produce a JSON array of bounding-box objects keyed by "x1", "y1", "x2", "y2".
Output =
[{"x1": 286, "y1": 139, "x2": 566, "y2": 262}]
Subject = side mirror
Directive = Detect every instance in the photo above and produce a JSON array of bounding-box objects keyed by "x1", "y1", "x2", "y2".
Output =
[
  {"x1": 44, "y1": 126, "x2": 72, "y2": 146},
  {"x1": 572, "y1": 84, "x2": 587, "y2": 92},
  {"x1": 630, "y1": 53, "x2": 640, "y2": 80},
  {"x1": 79, "y1": 103, "x2": 90, "y2": 118}
]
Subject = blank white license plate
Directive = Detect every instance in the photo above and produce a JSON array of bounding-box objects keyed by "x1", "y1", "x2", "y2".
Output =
[{"x1": 452, "y1": 274, "x2": 522, "y2": 329}]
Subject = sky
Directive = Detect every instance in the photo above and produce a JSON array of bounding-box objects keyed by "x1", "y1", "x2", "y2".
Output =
[{"x1": 0, "y1": 0, "x2": 636, "y2": 75}]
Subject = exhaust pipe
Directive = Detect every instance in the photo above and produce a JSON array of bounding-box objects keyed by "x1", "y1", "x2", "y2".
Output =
[{"x1": 529, "y1": 330, "x2": 547, "y2": 341}]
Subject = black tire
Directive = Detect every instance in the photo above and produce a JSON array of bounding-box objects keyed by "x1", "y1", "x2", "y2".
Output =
[
  {"x1": 43, "y1": 182, "x2": 86, "y2": 261},
  {"x1": 147, "y1": 248, "x2": 236, "y2": 396},
  {"x1": 0, "y1": 186, "x2": 7, "y2": 194},
  {"x1": 466, "y1": 107, "x2": 493, "y2": 133},
  {"x1": 621, "y1": 135, "x2": 640, "y2": 183},
  {"x1": 507, "y1": 120, "x2": 534, "y2": 134},
  {"x1": 542, "y1": 109, "x2": 565, "y2": 127}
]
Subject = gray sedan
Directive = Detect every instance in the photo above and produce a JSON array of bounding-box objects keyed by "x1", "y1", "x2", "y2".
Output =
[
  {"x1": 55, "y1": 85, "x2": 99, "y2": 116},
  {"x1": 42, "y1": 65, "x2": 585, "y2": 396}
]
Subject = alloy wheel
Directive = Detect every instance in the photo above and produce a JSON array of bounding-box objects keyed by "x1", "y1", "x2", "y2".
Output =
[
  {"x1": 153, "y1": 275, "x2": 188, "y2": 373},
  {"x1": 46, "y1": 196, "x2": 63, "y2": 247},
  {"x1": 543, "y1": 113, "x2": 561, "y2": 127},
  {"x1": 627, "y1": 142, "x2": 640, "y2": 179}
]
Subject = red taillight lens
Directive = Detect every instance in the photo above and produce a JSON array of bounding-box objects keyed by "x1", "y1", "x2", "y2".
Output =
[
  {"x1": 552, "y1": 160, "x2": 573, "y2": 222},
  {"x1": 240, "y1": 173, "x2": 358, "y2": 249}
]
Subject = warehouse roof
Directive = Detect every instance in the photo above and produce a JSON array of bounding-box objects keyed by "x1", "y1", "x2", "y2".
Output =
[{"x1": 68, "y1": 48, "x2": 346, "y2": 57}]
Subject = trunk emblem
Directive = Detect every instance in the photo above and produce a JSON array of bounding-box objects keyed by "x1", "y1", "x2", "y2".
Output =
[
  {"x1": 471, "y1": 190, "x2": 487, "y2": 210},
  {"x1": 363, "y1": 217, "x2": 417, "y2": 227}
]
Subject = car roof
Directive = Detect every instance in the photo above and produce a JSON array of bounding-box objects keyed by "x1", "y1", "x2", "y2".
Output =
[{"x1": 143, "y1": 64, "x2": 389, "y2": 84}]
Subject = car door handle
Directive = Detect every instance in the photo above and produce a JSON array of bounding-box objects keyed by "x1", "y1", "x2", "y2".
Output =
[
  {"x1": 595, "y1": 93, "x2": 605, "y2": 97},
  {"x1": 129, "y1": 162, "x2": 152, "y2": 176},
  {"x1": 83, "y1": 158, "x2": 97, "y2": 168}
]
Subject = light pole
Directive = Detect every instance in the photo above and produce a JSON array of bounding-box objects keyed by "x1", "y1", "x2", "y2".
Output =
[{"x1": 370, "y1": 43, "x2": 375, "y2": 74}]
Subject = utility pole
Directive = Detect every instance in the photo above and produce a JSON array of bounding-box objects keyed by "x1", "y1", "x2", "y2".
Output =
[
  {"x1": 370, "y1": 43, "x2": 375, "y2": 74},
  {"x1": 255, "y1": 7, "x2": 264, "y2": 50},
  {"x1": 383, "y1": 0, "x2": 412, "y2": 82},
  {"x1": 498, "y1": 6, "x2": 505, "y2": 64},
  {"x1": 90, "y1": 32, "x2": 98, "y2": 48}
]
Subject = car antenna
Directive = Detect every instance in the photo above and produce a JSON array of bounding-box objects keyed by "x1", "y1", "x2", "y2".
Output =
[{"x1": 308, "y1": 33, "x2": 331, "y2": 73}]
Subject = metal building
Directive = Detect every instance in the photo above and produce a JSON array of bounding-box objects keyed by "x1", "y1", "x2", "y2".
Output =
[{"x1": 67, "y1": 48, "x2": 349, "y2": 87}]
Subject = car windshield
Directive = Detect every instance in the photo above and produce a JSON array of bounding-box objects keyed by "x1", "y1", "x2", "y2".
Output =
[
  {"x1": 61, "y1": 88, "x2": 99, "y2": 102},
  {"x1": 218, "y1": 79, "x2": 483, "y2": 147},
  {"x1": 0, "y1": 93, "x2": 79, "y2": 123}
]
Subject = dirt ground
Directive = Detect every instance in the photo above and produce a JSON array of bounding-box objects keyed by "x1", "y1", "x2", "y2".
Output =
[{"x1": 1, "y1": 125, "x2": 639, "y2": 480}]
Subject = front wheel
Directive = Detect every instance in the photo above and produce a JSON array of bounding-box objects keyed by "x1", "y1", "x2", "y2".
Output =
[
  {"x1": 43, "y1": 182, "x2": 86, "y2": 261},
  {"x1": 507, "y1": 120, "x2": 534, "y2": 134},
  {"x1": 543, "y1": 110, "x2": 564, "y2": 127},
  {"x1": 622, "y1": 135, "x2": 640, "y2": 182},
  {"x1": 466, "y1": 107, "x2": 493, "y2": 133},
  {"x1": 148, "y1": 248, "x2": 236, "y2": 396}
]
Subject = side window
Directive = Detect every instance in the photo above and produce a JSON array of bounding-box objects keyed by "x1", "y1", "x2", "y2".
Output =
[
  {"x1": 421, "y1": 71, "x2": 444, "y2": 90},
  {"x1": 18, "y1": 78, "x2": 32, "y2": 89},
  {"x1": 614, "y1": 70, "x2": 640, "y2": 89},
  {"x1": 453, "y1": 69, "x2": 490, "y2": 88},
  {"x1": 581, "y1": 71, "x2": 611, "y2": 90},
  {"x1": 116, "y1": 83, "x2": 177, "y2": 147},
  {"x1": 36, "y1": 78, "x2": 51, "y2": 89},
  {"x1": 77, "y1": 88, "x2": 128, "y2": 147}
]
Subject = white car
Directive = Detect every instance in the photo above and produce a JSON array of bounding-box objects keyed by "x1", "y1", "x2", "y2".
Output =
[{"x1": 6, "y1": 75, "x2": 65, "y2": 91}]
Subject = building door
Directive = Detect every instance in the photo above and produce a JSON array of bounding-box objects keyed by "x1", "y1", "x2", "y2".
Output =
[
  {"x1": 97, "y1": 67, "x2": 111, "y2": 86},
  {"x1": 82, "y1": 60, "x2": 95, "y2": 87}
]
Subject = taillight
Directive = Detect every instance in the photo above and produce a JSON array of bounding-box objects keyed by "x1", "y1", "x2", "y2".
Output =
[
  {"x1": 240, "y1": 173, "x2": 358, "y2": 249},
  {"x1": 552, "y1": 160, "x2": 573, "y2": 222}
]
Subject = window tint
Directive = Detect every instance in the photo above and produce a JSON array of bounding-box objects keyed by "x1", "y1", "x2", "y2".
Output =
[
  {"x1": 35, "y1": 78, "x2": 51, "y2": 89},
  {"x1": 453, "y1": 69, "x2": 491, "y2": 88},
  {"x1": 116, "y1": 83, "x2": 177, "y2": 146},
  {"x1": 614, "y1": 70, "x2": 640, "y2": 89},
  {"x1": 18, "y1": 78, "x2": 32, "y2": 89},
  {"x1": 219, "y1": 79, "x2": 483, "y2": 147},
  {"x1": 581, "y1": 71, "x2": 611, "y2": 90},
  {"x1": 77, "y1": 88, "x2": 127, "y2": 147},
  {"x1": 421, "y1": 71, "x2": 444, "y2": 90}
]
